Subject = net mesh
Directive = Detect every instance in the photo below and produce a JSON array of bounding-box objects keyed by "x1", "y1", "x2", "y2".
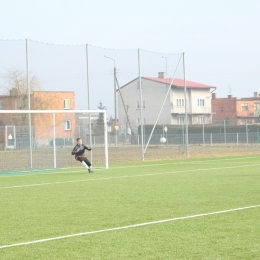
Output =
[{"x1": 1, "y1": 39, "x2": 260, "y2": 168}]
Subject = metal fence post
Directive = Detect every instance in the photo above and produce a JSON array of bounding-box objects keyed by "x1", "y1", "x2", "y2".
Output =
[
  {"x1": 202, "y1": 123, "x2": 205, "y2": 145},
  {"x1": 246, "y1": 119, "x2": 248, "y2": 144},
  {"x1": 224, "y1": 120, "x2": 226, "y2": 144}
]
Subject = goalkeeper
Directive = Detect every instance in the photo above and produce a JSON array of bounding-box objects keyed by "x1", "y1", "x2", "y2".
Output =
[{"x1": 71, "y1": 138, "x2": 94, "y2": 173}]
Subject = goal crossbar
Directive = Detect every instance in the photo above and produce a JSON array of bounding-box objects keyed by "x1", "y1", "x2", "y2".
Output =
[{"x1": 0, "y1": 110, "x2": 106, "y2": 114}]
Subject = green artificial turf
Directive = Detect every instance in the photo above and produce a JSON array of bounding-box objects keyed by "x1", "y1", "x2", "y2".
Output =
[{"x1": 0, "y1": 155, "x2": 259, "y2": 259}]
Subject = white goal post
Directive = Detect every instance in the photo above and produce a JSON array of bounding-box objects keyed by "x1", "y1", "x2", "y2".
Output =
[{"x1": 0, "y1": 110, "x2": 109, "y2": 170}]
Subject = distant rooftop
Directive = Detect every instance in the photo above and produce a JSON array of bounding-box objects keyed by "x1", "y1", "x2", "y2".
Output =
[
  {"x1": 120, "y1": 76, "x2": 216, "y2": 90},
  {"x1": 143, "y1": 77, "x2": 216, "y2": 89}
]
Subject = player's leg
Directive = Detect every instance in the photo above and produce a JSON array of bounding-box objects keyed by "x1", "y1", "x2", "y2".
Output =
[
  {"x1": 84, "y1": 158, "x2": 94, "y2": 173},
  {"x1": 76, "y1": 157, "x2": 89, "y2": 170}
]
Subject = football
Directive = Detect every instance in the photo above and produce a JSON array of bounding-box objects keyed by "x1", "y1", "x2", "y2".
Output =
[{"x1": 160, "y1": 137, "x2": 166, "y2": 144}]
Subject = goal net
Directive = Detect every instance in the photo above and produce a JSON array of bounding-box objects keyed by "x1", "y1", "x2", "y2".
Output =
[{"x1": 0, "y1": 110, "x2": 108, "y2": 173}]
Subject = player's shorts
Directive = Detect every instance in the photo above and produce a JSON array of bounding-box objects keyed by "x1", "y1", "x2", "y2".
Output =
[
  {"x1": 76, "y1": 156, "x2": 91, "y2": 167},
  {"x1": 75, "y1": 156, "x2": 86, "y2": 162}
]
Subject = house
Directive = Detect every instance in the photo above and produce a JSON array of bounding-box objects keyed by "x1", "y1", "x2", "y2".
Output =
[
  {"x1": 0, "y1": 89, "x2": 76, "y2": 148},
  {"x1": 118, "y1": 72, "x2": 216, "y2": 133},
  {"x1": 212, "y1": 92, "x2": 260, "y2": 125}
]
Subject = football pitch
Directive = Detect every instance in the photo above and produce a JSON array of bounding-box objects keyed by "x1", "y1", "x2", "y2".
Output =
[{"x1": 0, "y1": 155, "x2": 259, "y2": 259}]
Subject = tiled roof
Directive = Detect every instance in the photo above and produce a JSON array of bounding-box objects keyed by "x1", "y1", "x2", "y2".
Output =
[{"x1": 143, "y1": 77, "x2": 216, "y2": 89}]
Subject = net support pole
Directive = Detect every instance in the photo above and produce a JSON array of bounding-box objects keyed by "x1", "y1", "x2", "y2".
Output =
[
  {"x1": 114, "y1": 66, "x2": 118, "y2": 147},
  {"x1": 26, "y1": 38, "x2": 33, "y2": 168},
  {"x1": 138, "y1": 49, "x2": 144, "y2": 161},
  {"x1": 86, "y1": 44, "x2": 93, "y2": 163},
  {"x1": 183, "y1": 52, "x2": 189, "y2": 158},
  {"x1": 52, "y1": 112, "x2": 57, "y2": 168},
  {"x1": 104, "y1": 110, "x2": 109, "y2": 169},
  {"x1": 144, "y1": 54, "x2": 183, "y2": 154}
]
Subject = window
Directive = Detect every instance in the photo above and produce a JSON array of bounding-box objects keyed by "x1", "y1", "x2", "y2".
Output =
[
  {"x1": 241, "y1": 119, "x2": 247, "y2": 125},
  {"x1": 64, "y1": 99, "x2": 71, "y2": 110},
  {"x1": 197, "y1": 99, "x2": 205, "y2": 107},
  {"x1": 254, "y1": 104, "x2": 260, "y2": 116},
  {"x1": 177, "y1": 116, "x2": 185, "y2": 125},
  {"x1": 177, "y1": 99, "x2": 184, "y2": 107},
  {"x1": 176, "y1": 99, "x2": 188, "y2": 107},
  {"x1": 241, "y1": 103, "x2": 248, "y2": 111},
  {"x1": 198, "y1": 115, "x2": 205, "y2": 124},
  {"x1": 177, "y1": 116, "x2": 189, "y2": 125},
  {"x1": 64, "y1": 120, "x2": 71, "y2": 130},
  {"x1": 136, "y1": 100, "x2": 145, "y2": 109},
  {"x1": 0, "y1": 102, "x2": 3, "y2": 110}
]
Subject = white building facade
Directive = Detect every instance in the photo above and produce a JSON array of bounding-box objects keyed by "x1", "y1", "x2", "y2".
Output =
[{"x1": 118, "y1": 73, "x2": 216, "y2": 134}]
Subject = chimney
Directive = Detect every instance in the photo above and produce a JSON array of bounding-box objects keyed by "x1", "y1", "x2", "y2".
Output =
[
  {"x1": 158, "y1": 72, "x2": 166, "y2": 79},
  {"x1": 228, "y1": 94, "x2": 232, "y2": 98},
  {"x1": 10, "y1": 88, "x2": 18, "y2": 96},
  {"x1": 212, "y1": 93, "x2": 217, "y2": 99},
  {"x1": 254, "y1": 92, "x2": 259, "y2": 97}
]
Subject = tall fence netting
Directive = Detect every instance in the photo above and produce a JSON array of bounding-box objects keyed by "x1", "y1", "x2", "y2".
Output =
[{"x1": 1, "y1": 40, "x2": 260, "y2": 172}]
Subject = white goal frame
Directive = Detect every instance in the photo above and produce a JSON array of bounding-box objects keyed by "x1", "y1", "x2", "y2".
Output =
[{"x1": 0, "y1": 110, "x2": 109, "y2": 169}]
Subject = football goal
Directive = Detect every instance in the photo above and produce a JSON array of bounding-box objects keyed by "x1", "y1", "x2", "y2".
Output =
[{"x1": 0, "y1": 110, "x2": 108, "y2": 172}]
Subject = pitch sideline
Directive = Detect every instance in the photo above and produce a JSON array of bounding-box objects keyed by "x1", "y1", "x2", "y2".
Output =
[{"x1": 0, "y1": 204, "x2": 259, "y2": 250}]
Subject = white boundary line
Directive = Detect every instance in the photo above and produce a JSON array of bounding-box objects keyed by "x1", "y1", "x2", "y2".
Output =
[
  {"x1": 1, "y1": 163, "x2": 260, "y2": 190},
  {"x1": 0, "y1": 156, "x2": 258, "y2": 178},
  {"x1": 0, "y1": 204, "x2": 259, "y2": 250}
]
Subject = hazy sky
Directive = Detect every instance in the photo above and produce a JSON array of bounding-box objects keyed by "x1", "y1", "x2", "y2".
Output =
[{"x1": 0, "y1": 0, "x2": 260, "y2": 116}]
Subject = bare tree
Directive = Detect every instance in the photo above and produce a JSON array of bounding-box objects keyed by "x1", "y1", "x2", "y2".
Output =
[
  {"x1": 1, "y1": 68, "x2": 40, "y2": 96},
  {"x1": 0, "y1": 68, "x2": 41, "y2": 126}
]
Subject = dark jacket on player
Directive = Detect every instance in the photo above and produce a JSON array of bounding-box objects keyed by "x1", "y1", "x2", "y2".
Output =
[{"x1": 71, "y1": 144, "x2": 91, "y2": 159}]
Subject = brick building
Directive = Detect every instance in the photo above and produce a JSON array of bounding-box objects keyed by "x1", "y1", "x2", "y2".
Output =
[
  {"x1": 0, "y1": 89, "x2": 76, "y2": 148},
  {"x1": 212, "y1": 92, "x2": 260, "y2": 125}
]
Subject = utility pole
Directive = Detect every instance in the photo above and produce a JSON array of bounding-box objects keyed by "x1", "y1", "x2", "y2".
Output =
[
  {"x1": 115, "y1": 76, "x2": 132, "y2": 132},
  {"x1": 104, "y1": 56, "x2": 117, "y2": 147}
]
